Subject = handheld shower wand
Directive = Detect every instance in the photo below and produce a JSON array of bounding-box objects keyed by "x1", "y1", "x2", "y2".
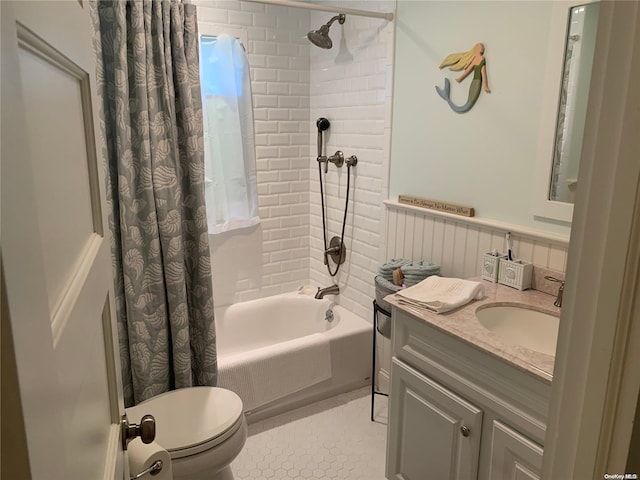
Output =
[
  {"x1": 316, "y1": 117, "x2": 330, "y2": 173},
  {"x1": 316, "y1": 118, "x2": 344, "y2": 173},
  {"x1": 317, "y1": 117, "x2": 330, "y2": 157}
]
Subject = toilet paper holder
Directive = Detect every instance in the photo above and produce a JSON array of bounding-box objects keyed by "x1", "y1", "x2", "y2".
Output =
[{"x1": 131, "y1": 460, "x2": 163, "y2": 480}]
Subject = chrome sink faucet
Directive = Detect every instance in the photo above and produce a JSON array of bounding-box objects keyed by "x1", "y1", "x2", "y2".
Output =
[
  {"x1": 315, "y1": 284, "x2": 340, "y2": 299},
  {"x1": 545, "y1": 276, "x2": 565, "y2": 307}
]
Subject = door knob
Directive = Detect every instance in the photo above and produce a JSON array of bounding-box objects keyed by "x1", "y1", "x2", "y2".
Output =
[
  {"x1": 460, "y1": 425, "x2": 471, "y2": 437},
  {"x1": 121, "y1": 414, "x2": 156, "y2": 450}
]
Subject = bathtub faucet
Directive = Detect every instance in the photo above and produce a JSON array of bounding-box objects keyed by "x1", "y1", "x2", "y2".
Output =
[{"x1": 315, "y1": 284, "x2": 340, "y2": 299}]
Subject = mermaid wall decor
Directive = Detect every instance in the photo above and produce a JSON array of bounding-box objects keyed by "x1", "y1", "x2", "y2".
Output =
[{"x1": 436, "y1": 43, "x2": 491, "y2": 113}]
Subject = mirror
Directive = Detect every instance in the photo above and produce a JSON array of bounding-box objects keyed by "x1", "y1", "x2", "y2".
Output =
[
  {"x1": 549, "y1": 3, "x2": 599, "y2": 204},
  {"x1": 533, "y1": 2, "x2": 599, "y2": 222}
]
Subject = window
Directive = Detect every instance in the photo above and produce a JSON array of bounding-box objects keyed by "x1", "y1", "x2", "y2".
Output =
[{"x1": 199, "y1": 28, "x2": 259, "y2": 234}]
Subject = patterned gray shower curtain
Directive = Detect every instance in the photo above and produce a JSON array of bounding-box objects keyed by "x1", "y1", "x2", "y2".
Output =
[{"x1": 92, "y1": 0, "x2": 217, "y2": 407}]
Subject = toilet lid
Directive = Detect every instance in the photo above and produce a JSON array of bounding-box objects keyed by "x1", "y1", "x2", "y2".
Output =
[{"x1": 126, "y1": 387, "x2": 243, "y2": 453}]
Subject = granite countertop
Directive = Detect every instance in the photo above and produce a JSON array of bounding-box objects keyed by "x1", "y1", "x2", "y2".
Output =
[{"x1": 385, "y1": 279, "x2": 560, "y2": 383}]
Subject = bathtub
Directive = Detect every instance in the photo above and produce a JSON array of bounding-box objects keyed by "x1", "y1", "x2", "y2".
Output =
[{"x1": 214, "y1": 290, "x2": 372, "y2": 422}]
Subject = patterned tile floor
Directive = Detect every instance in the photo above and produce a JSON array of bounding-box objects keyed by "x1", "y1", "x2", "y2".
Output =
[{"x1": 230, "y1": 387, "x2": 389, "y2": 479}]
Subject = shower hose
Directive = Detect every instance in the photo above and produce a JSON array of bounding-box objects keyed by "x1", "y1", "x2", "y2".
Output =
[{"x1": 318, "y1": 160, "x2": 352, "y2": 277}]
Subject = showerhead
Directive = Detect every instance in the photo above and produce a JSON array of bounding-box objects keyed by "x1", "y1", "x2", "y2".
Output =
[
  {"x1": 307, "y1": 27, "x2": 332, "y2": 49},
  {"x1": 307, "y1": 14, "x2": 345, "y2": 49}
]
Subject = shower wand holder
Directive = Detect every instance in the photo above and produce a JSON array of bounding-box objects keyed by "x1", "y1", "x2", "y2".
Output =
[
  {"x1": 325, "y1": 236, "x2": 346, "y2": 266},
  {"x1": 317, "y1": 150, "x2": 345, "y2": 173}
]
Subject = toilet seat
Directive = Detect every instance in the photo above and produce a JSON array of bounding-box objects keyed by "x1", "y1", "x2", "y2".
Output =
[{"x1": 126, "y1": 387, "x2": 244, "y2": 459}]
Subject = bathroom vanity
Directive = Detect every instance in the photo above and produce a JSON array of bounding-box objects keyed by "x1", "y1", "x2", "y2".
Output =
[{"x1": 384, "y1": 282, "x2": 559, "y2": 480}]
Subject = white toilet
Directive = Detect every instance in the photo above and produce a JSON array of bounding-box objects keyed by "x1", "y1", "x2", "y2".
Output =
[{"x1": 126, "y1": 386, "x2": 247, "y2": 480}]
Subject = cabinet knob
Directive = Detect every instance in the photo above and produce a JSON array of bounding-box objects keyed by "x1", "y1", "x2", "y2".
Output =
[{"x1": 460, "y1": 425, "x2": 471, "y2": 437}]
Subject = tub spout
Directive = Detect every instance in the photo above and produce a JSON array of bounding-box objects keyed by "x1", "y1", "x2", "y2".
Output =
[{"x1": 315, "y1": 284, "x2": 340, "y2": 299}]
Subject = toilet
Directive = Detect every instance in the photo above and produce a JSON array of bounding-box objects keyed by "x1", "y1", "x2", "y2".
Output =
[{"x1": 126, "y1": 386, "x2": 247, "y2": 480}]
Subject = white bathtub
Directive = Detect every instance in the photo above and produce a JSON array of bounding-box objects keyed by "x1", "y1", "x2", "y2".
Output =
[{"x1": 214, "y1": 291, "x2": 372, "y2": 422}]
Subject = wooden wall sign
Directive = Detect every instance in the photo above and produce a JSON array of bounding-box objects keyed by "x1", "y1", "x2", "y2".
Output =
[{"x1": 398, "y1": 195, "x2": 475, "y2": 217}]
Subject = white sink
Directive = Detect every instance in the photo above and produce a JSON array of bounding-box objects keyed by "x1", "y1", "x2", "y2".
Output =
[{"x1": 475, "y1": 305, "x2": 559, "y2": 356}]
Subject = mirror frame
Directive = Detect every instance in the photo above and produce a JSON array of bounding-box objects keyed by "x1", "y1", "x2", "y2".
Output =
[{"x1": 533, "y1": 1, "x2": 596, "y2": 224}]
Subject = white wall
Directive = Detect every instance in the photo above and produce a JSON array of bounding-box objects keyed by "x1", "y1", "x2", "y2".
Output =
[
  {"x1": 377, "y1": 0, "x2": 581, "y2": 390},
  {"x1": 389, "y1": 1, "x2": 572, "y2": 237},
  {"x1": 195, "y1": 0, "x2": 312, "y2": 306},
  {"x1": 309, "y1": 0, "x2": 395, "y2": 321},
  {"x1": 195, "y1": 0, "x2": 396, "y2": 318},
  {"x1": 199, "y1": 0, "x2": 570, "y2": 323}
]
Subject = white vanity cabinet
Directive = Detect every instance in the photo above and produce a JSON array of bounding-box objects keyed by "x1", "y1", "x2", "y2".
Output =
[
  {"x1": 387, "y1": 358, "x2": 483, "y2": 480},
  {"x1": 489, "y1": 421, "x2": 543, "y2": 480},
  {"x1": 386, "y1": 308, "x2": 551, "y2": 480}
]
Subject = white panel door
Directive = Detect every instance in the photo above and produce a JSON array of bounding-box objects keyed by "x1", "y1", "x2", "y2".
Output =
[
  {"x1": 386, "y1": 358, "x2": 483, "y2": 480},
  {"x1": 489, "y1": 421, "x2": 543, "y2": 480},
  {"x1": 2, "y1": 2, "x2": 126, "y2": 479}
]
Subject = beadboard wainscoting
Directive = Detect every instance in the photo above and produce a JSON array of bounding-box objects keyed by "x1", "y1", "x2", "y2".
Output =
[
  {"x1": 375, "y1": 200, "x2": 570, "y2": 393},
  {"x1": 384, "y1": 201, "x2": 570, "y2": 275}
]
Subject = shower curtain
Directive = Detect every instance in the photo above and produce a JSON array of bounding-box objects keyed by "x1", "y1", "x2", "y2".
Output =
[{"x1": 92, "y1": 0, "x2": 217, "y2": 407}]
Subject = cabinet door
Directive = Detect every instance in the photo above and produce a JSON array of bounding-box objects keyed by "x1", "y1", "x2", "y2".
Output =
[
  {"x1": 489, "y1": 421, "x2": 543, "y2": 480},
  {"x1": 387, "y1": 358, "x2": 483, "y2": 480}
]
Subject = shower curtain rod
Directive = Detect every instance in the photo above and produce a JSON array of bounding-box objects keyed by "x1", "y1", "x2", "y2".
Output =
[{"x1": 243, "y1": 0, "x2": 394, "y2": 21}]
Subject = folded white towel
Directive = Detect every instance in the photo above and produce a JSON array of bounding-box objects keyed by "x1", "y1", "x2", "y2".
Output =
[{"x1": 395, "y1": 275, "x2": 484, "y2": 313}]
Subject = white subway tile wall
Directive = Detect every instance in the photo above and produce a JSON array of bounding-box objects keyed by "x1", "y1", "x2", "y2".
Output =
[
  {"x1": 195, "y1": 0, "x2": 313, "y2": 306},
  {"x1": 194, "y1": 0, "x2": 396, "y2": 314},
  {"x1": 309, "y1": 1, "x2": 395, "y2": 321}
]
